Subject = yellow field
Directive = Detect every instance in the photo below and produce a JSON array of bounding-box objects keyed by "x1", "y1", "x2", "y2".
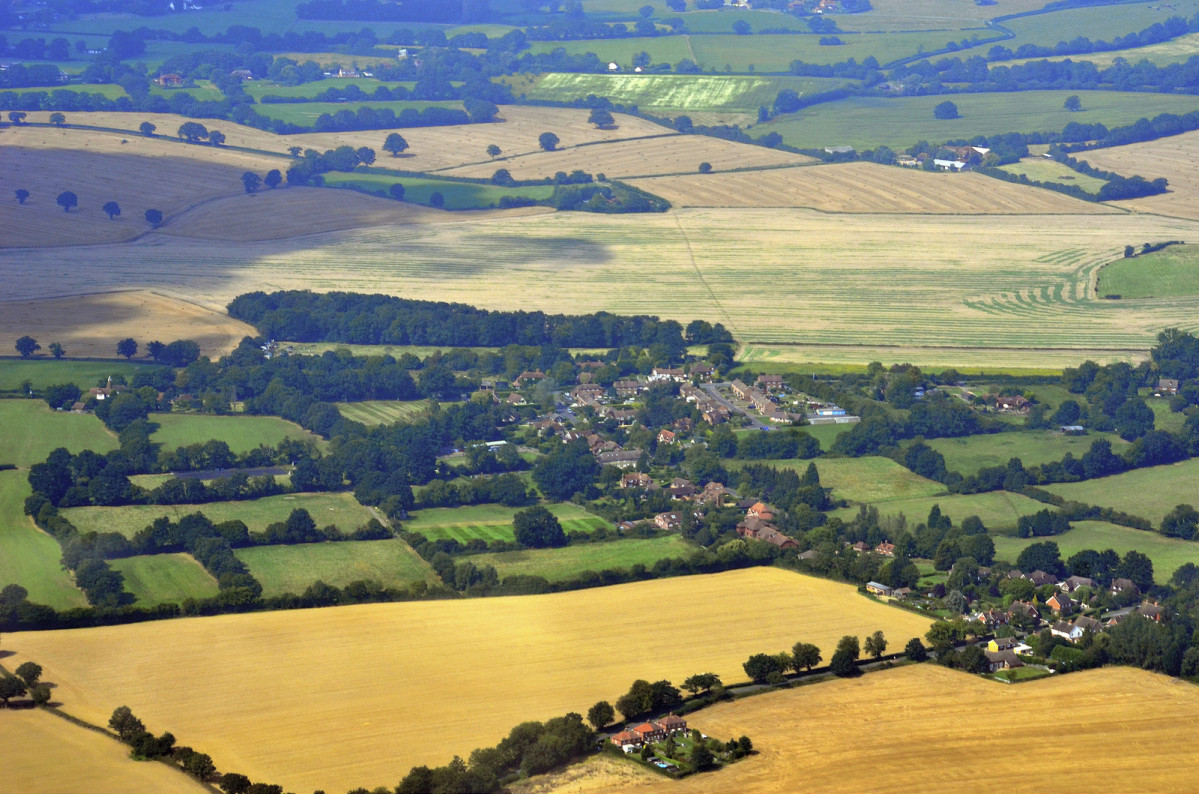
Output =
[
  {"x1": 509, "y1": 755, "x2": 659, "y2": 794},
  {"x1": 0, "y1": 708, "x2": 208, "y2": 794},
  {"x1": 0, "y1": 290, "x2": 256, "y2": 358},
  {"x1": 4, "y1": 568, "x2": 932, "y2": 793},
  {"x1": 0, "y1": 124, "x2": 283, "y2": 247},
  {"x1": 1079, "y1": 130, "x2": 1199, "y2": 220},
  {"x1": 627, "y1": 161, "x2": 1117, "y2": 212},
  {"x1": 441, "y1": 135, "x2": 814, "y2": 180},
  {"x1": 738, "y1": 343, "x2": 1147, "y2": 373},
  {"x1": 538, "y1": 665, "x2": 1199, "y2": 794}
]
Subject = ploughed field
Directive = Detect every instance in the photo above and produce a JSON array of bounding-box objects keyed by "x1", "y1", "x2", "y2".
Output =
[{"x1": 3, "y1": 567, "x2": 933, "y2": 794}]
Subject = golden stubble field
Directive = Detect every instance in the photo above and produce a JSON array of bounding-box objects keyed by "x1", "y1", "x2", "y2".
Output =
[
  {"x1": 4, "y1": 568, "x2": 932, "y2": 793},
  {"x1": 0, "y1": 290, "x2": 256, "y2": 358},
  {"x1": 540, "y1": 664, "x2": 1199, "y2": 794},
  {"x1": 0, "y1": 708, "x2": 209, "y2": 794},
  {"x1": 628, "y1": 161, "x2": 1118, "y2": 212},
  {"x1": 1079, "y1": 130, "x2": 1199, "y2": 221}
]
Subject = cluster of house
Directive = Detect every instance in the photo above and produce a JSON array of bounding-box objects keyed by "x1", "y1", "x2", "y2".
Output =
[
  {"x1": 609, "y1": 715, "x2": 688, "y2": 752},
  {"x1": 735, "y1": 502, "x2": 800, "y2": 550},
  {"x1": 614, "y1": 475, "x2": 736, "y2": 531},
  {"x1": 729, "y1": 376, "x2": 803, "y2": 424},
  {"x1": 70, "y1": 377, "x2": 126, "y2": 412}
]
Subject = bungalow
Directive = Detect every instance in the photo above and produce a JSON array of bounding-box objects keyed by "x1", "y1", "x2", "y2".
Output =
[
  {"x1": 155, "y1": 73, "x2": 185, "y2": 87},
  {"x1": 984, "y1": 649, "x2": 1024, "y2": 673},
  {"x1": 994, "y1": 395, "x2": 1032, "y2": 414},
  {"x1": 657, "y1": 429, "x2": 677, "y2": 445},
  {"x1": 690, "y1": 362, "x2": 714, "y2": 381},
  {"x1": 1052, "y1": 615, "x2": 1103, "y2": 642},
  {"x1": 850, "y1": 541, "x2": 872, "y2": 553},
  {"x1": 1045, "y1": 592, "x2": 1075, "y2": 615},
  {"x1": 229, "y1": 68, "x2": 254, "y2": 80},
  {"x1": 597, "y1": 449, "x2": 642, "y2": 468},
  {"x1": 1137, "y1": 602, "x2": 1165, "y2": 623},
  {"x1": 1060, "y1": 575, "x2": 1096, "y2": 593},
  {"x1": 1155, "y1": 378, "x2": 1179, "y2": 396},
  {"x1": 513, "y1": 370, "x2": 546, "y2": 387},
  {"x1": 669, "y1": 478, "x2": 696, "y2": 499},
  {"x1": 892, "y1": 586, "x2": 912, "y2": 598},
  {"x1": 649, "y1": 367, "x2": 686, "y2": 382},
  {"x1": 505, "y1": 392, "x2": 527, "y2": 406},
  {"x1": 655, "y1": 512, "x2": 683, "y2": 531},
  {"x1": 1111, "y1": 577, "x2": 1140, "y2": 597},
  {"x1": 737, "y1": 521, "x2": 798, "y2": 549},
  {"x1": 933, "y1": 158, "x2": 967, "y2": 171},
  {"x1": 1026, "y1": 570, "x2": 1058, "y2": 587},
  {"x1": 875, "y1": 541, "x2": 896, "y2": 557},
  {"x1": 613, "y1": 379, "x2": 645, "y2": 398},
  {"x1": 620, "y1": 471, "x2": 655, "y2": 489},
  {"x1": 865, "y1": 581, "x2": 893, "y2": 596},
  {"x1": 756, "y1": 374, "x2": 786, "y2": 391}
]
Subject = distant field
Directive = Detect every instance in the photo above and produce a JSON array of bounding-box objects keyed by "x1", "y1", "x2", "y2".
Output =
[
  {"x1": 0, "y1": 709, "x2": 209, "y2": 794},
  {"x1": 612, "y1": 665, "x2": 1199, "y2": 794},
  {"x1": 6, "y1": 567, "x2": 932, "y2": 793},
  {"x1": 335, "y1": 399, "x2": 434, "y2": 425},
  {"x1": 405, "y1": 502, "x2": 610, "y2": 543},
  {"x1": 992, "y1": 521, "x2": 1199, "y2": 582},
  {"x1": 687, "y1": 30, "x2": 995, "y2": 71},
  {"x1": 748, "y1": 456, "x2": 944, "y2": 504},
  {"x1": 0, "y1": 470, "x2": 86, "y2": 610},
  {"x1": 62, "y1": 492, "x2": 376, "y2": 539},
  {"x1": 151, "y1": 413, "x2": 321, "y2": 454},
  {"x1": 468, "y1": 535, "x2": 697, "y2": 581},
  {"x1": 628, "y1": 161, "x2": 1112, "y2": 212},
  {"x1": 525, "y1": 36, "x2": 692, "y2": 68},
  {"x1": 0, "y1": 359, "x2": 150, "y2": 391},
  {"x1": 0, "y1": 291, "x2": 255, "y2": 360},
  {"x1": 1080, "y1": 130, "x2": 1199, "y2": 221},
  {"x1": 997, "y1": 157, "x2": 1108, "y2": 194},
  {"x1": 926, "y1": 430, "x2": 1129, "y2": 474},
  {"x1": 802, "y1": 422, "x2": 851, "y2": 450},
  {"x1": 998, "y1": 31, "x2": 1199, "y2": 68},
  {"x1": 757, "y1": 91, "x2": 1199, "y2": 152},
  {"x1": 111, "y1": 552, "x2": 219, "y2": 605},
  {"x1": 1042, "y1": 458, "x2": 1199, "y2": 525},
  {"x1": 245, "y1": 78, "x2": 404, "y2": 100},
  {"x1": 254, "y1": 99, "x2": 464, "y2": 125},
  {"x1": 0, "y1": 400, "x2": 117, "y2": 467},
  {"x1": 235, "y1": 537, "x2": 435, "y2": 596},
  {"x1": 322, "y1": 172, "x2": 555, "y2": 209},
  {"x1": 1002, "y1": 0, "x2": 1199, "y2": 49},
  {"x1": 1098, "y1": 245, "x2": 1199, "y2": 299},
  {"x1": 736, "y1": 344, "x2": 1134, "y2": 375},
  {"x1": 829, "y1": 490, "x2": 1047, "y2": 530}
]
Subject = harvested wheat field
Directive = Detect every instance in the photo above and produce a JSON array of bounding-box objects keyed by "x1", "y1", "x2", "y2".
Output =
[
  {"x1": 289, "y1": 107, "x2": 676, "y2": 173},
  {"x1": 571, "y1": 665, "x2": 1199, "y2": 794},
  {"x1": 509, "y1": 755, "x2": 659, "y2": 794},
  {"x1": 15, "y1": 111, "x2": 290, "y2": 151},
  {"x1": 0, "y1": 125, "x2": 282, "y2": 247},
  {"x1": 627, "y1": 161, "x2": 1119, "y2": 212},
  {"x1": 0, "y1": 707, "x2": 209, "y2": 794},
  {"x1": 0, "y1": 290, "x2": 256, "y2": 358},
  {"x1": 441, "y1": 134, "x2": 814, "y2": 180},
  {"x1": 1080, "y1": 130, "x2": 1199, "y2": 221},
  {"x1": 159, "y1": 186, "x2": 551, "y2": 242},
  {"x1": 4, "y1": 568, "x2": 931, "y2": 793}
]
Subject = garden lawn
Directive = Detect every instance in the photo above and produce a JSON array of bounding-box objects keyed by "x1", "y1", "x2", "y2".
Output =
[
  {"x1": 0, "y1": 400, "x2": 117, "y2": 467},
  {"x1": 235, "y1": 538, "x2": 436, "y2": 597},
  {"x1": 0, "y1": 470, "x2": 87, "y2": 610},
  {"x1": 468, "y1": 536, "x2": 697, "y2": 582},
  {"x1": 828, "y1": 490, "x2": 1047, "y2": 530},
  {"x1": 150, "y1": 413, "x2": 321, "y2": 454},
  {"x1": 925, "y1": 430, "x2": 1128, "y2": 475},
  {"x1": 1042, "y1": 458, "x2": 1199, "y2": 526},
  {"x1": 992, "y1": 521, "x2": 1199, "y2": 582},
  {"x1": 61, "y1": 492, "x2": 376, "y2": 539},
  {"x1": 405, "y1": 502, "x2": 610, "y2": 543},
  {"x1": 111, "y1": 553, "x2": 219, "y2": 606}
]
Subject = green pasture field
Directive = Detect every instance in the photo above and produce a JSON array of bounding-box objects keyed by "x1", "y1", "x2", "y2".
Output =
[
  {"x1": 127, "y1": 471, "x2": 292, "y2": 489},
  {"x1": 734, "y1": 455, "x2": 944, "y2": 503},
  {"x1": 996, "y1": 158, "x2": 1108, "y2": 195},
  {"x1": 924, "y1": 430, "x2": 1128, "y2": 475},
  {"x1": 34, "y1": 0, "x2": 305, "y2": 35},
  {"x1": 468, "y1": 535, "x2": 697, "y2": 581},
  {"x1": 61, "y1": 492, "x2": 376, "y2": 539},
  {"x1": 0, "y1": 470, "x2": 87, "y2": 610},
  {"x1": 149, "y1": 82, "x2": 227, "y2": 102},
  {"x1": 998, "y1": 31, "x2": 1199, "y2": 68},
  {"x1": 282, "y1": 342, "x2": 619, "y2": 357},
  {"x1": 254, "y1": 100, "x2": 464, "y2": 125},
  {"x1": 992, "y1": 521, "x2": 1199, "y2": 583},
  {"x1": 522, "y1": 72, "x2": 848, "y2": 115},
  {"x1": 405, "y1": 502, "x2": 610, "y2": 543},
  {"x1": 758, "y1": 90, "x2": 1199, "y2": 151},
  {"x1": 0, "y1": 400, "x2": 117, "y2": 468},
  {"x1": 335, "y1": 400, "x2": 434, "y2": 425},
  {"x1": 235, "y1": 538, "x2": 436, "y2": 597},
  {"x1": 0, "y1": 360, "x2": 151, "y2": 391},
  {"x1": 1145, "y1": 398, "x2": 1186, "y2": 434},
  {"x1": 245, "y1": 78, "x2": 399, "y2": 100},
  {"x1": 1097, "y1": 245, "x2": 1199, "y2": 299},
  {"x1": 828, "y1": 490, "x2": 1047, "y2": 530},
  {"x1": 803, "y1": 423, "x2": 851, "y2": 450},
  {"x1": 688, "y1": 30, "x2": 998, "y2": 71},
  {"x1": 1001, "y1": 0, "x2": 1199, "y2": 49},
  {"x1": 675, "y1": 9, "x2": 808, "y2": 33},
  {"x1": 1042, "y1": 458, "x2": 1199, "y2": 526},
  {"x1": 322, "y1": 172, "x2": 554, "y2": 210},
  {"x1": 150, "y1": 413, "x2": 321, "y2": 454},
  {"x1": 111, "y1": 552, "x2": 220, "y2": 606},
  {"x1": 4, "y1": 84, "x2": 129, "y2": 99},
  {"x1": 525, "y1": 36, "x2": 693, "y2": 67}
]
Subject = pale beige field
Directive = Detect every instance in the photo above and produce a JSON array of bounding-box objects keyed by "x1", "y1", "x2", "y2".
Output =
[
  {"x1": 537, "y1": 665, "x2": 1199, "y2": 794},
  {"x1": 998, "y1": 32, "x2": 1199, "y2": 68},
  {"x1": 4, "y1": 568, "x2": 932, "y2": 793},
  {"x1": 441, "y1": 135, "x2": 814, "y2": 180},
  {"x1": 0, "y1": 127, "x2": 283, "y2": 247},
  {"x1": 5, "y1": 111, "x2": 290, "y2": 151},
  {"x1": 627, "y1": 161, "x2": 1118, "y2": 212},
  {"x1": 1079, "y1": 130, "x2": 1199, "y2": 220},
  {"x1": 509, "y1": 755, "x2": 659, "y2": 794},
  {"x1": 0, "y1": 290, "x2": 256, "y2": 358},
  {"x1": 0, "y1": 708, "x2": 209, "y2": 794}
]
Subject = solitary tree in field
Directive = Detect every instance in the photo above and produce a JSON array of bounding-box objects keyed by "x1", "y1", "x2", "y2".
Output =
[
  {"x1": 15, "y1": 189, "x2": 29, "y2": 204},
  {"x1": 264, "y1": 169, "x2": 282, "y2": 189},
  {"x1": 139, "y1": 121, "x2": 156, "y2": 136},
  {"x1": 864, "y1": 630, "x2": 887, "y2": 660},
  {"x1": 241, "y1": 171, "x2": 262, "y2": 194},
  {"x1": 512, "y1": 505, "x2": 566, "y2": 548},
  {"x1": 117, "y1": 338, "x2": 138, "y2": 359},
  {"x1": 388, "y1": 183, "x2": 405, "y2": 200},
  {"x1": 383, "y1": 132, "x2": 409, "y2": 156},
  {"x1": 144, "y1": 208, "x2": 163, "y2": 227},
  {"x1": 48, "y1": 342, "x2": 65, "y2": 359},
  {"x1": 102, "y1": 201, "x2": 121, "y2": 220},
  {"x1": 933, "y1": 100, "x2": 959, "y2": 120},
  {"x1": 698, "y1": 162, "x2": 712, "y2": 173},
  {"x1": 49, "y1": 112, "x2": 66, "y2": 126},
  {"x1": 538, "y1": 131, "x2": 560, "y2": 151},
  {"x1": 1064, "y1": 94, "x2": 1082, "y2": 112},
  {"x1": 14, "y1": 336, "x2": 38, "y2": 358},
  {"x1": 56, "y1": 190, "x2": 77, "y2": 212},
  {"x1": 8, "y1": 111, "x2": 26, "y2": 124},
  {"x1": 177, "y1": 121, "x2": 209, "y2": 142},
  {"x1": 288, "y1": 145, "x2": 302, "y2": 157},
  {"x1": 486, "y1": 144, "x2": 501, "y2": 158},
  {"x1": 429, "y1": 191, "x2": 444, "y2": 208},
  {"x1": 733, "y1": 19, "x2": 752, "y2": 34},
  {"x1": 356, "y1": 146, "x2": 376, "y2": 166},
  {"x1": 208, "y1": 130, "x2": 226, "y2": 146},
  {"x1": 587, "y1": 108, "x2": 614, "y2": 128},
  {"x1": 639, "y1": 4, "x2": 653, "y2": 17}
]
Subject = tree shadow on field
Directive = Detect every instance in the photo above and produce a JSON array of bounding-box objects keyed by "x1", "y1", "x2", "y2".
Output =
[{"x1": 0, "y1": 650, "x2": 15, "y2": 660}]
